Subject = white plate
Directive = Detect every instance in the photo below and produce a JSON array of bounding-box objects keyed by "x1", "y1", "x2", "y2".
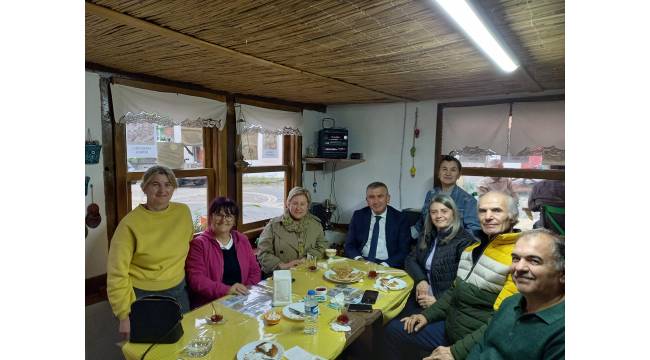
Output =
[
  {"x1": 375, "y1": 277, "x2": 407, "y2": 290},
  {"x1": 376, "y1": 270, "x2": 408, "y2": 277},
  {"x1": 323, "y1": 268, "x2": 363, "y2": 283},
  {"x1": 236, "y1": 340, "x2": 284, "y2": 360},
  {"x1": 282, "y1": 302, "x2": 305, "y2": 320}
]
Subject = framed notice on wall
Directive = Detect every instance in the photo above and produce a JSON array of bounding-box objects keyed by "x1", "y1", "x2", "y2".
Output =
[
  {"x1": 156, "y1": 142, "x2": 184, "y2": 169},
  {"x1": 262, "y1": 134, "x2": 278, "y2": 158}
]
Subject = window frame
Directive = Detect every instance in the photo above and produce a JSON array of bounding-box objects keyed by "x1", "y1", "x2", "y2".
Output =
[
  {"x1": 111, "y1": 79, "x2": 227, "y2": 226},
  {"x1": 434, "y1": 94, "x2": 565, "y2": 185},
  {"x1": 236, "y1": 134, "x2": 302, "y2": 232}
]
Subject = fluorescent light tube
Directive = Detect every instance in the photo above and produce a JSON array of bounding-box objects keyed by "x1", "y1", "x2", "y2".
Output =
[{"x1": 436, "y1": 0, "x2": 518, "y2": 72}]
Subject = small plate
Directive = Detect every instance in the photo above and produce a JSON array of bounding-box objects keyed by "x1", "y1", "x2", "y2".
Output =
[
  {"x1": 236, "y1": 340, "x2": 284, "y2": 360},
  {"x1": 324, "y1": 268, "x2": 363, "y2": 283},
  {"x1": 282, "y1": 302, "x2": 305, "y2": 320},
  {"x1": 204, "y1": 316, "x2": 226, "y2": 325},
  {"x1": 375, "y1": 277, "x2": 407, "y2": 291}
]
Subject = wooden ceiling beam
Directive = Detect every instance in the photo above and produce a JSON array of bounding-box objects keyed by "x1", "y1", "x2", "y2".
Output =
[
  {"x1": 85, "y1": 2, "x2": 414, "y2": 103},
  {"x1": 85, "y1": 62, "x2": 328, "y2": 112}
]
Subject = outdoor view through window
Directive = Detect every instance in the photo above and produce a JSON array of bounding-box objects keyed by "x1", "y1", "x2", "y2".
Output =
[
  {"x1": 241, "y1": 132, "x2": 285, "y2": 223},
  {"x1": 125, "y1": 124, "x2": 287, "y2": 228},
  {"x1": 126, "y1": 123, "x2": 207, "y2": 230}
]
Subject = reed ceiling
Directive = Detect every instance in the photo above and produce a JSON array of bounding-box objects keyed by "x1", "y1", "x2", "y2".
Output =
[{"x1": 85, "y1": 0, "x2": 564, "y2": 106}]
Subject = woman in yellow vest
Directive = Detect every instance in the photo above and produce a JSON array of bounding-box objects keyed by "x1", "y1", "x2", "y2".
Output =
[{"x1": 106, "y1": 166, "x2": 194, "y2": 340}]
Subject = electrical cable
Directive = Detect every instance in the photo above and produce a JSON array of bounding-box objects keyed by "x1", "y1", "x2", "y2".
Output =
[
  {"x1": 398, "y1": 102, "x2": 407, "y2": 208},
  {"x1": 329, "y1": 162, "x2": 340, "y2": 223}
]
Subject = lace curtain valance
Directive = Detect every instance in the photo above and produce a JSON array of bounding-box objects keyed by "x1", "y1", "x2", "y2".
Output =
[
  {"x1": 110, "y1": 84, "x2": 227, "y2": 129},
  {"x1": 236, "y1": 103, "x2": 302, "y2": 136}
]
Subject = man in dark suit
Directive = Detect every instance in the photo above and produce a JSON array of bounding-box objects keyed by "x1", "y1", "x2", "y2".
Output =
[{"x1": 344, "y1": 182, "x2": 410, "y2": 268}]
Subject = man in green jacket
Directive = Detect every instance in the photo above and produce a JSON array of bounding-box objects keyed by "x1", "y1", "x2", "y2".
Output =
[
  {"x1": 466, "y1": 229, "x2": 565, "y2": 359},
  {"x1": 383, "y1": 191, "x2": 520, "y2": 360}
]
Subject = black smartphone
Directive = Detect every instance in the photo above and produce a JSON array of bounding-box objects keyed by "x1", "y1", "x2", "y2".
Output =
[
  {"x1": 360, "y1": 290, "x2": 379, "y2": 305},
  {"x1": 347, "y1": 303, "x2": 373, "y2": 313}
]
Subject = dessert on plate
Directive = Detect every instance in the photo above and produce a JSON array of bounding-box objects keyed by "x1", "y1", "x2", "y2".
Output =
[{"x1": 243, "y1": 342, "x2": 279, "y2": 360}]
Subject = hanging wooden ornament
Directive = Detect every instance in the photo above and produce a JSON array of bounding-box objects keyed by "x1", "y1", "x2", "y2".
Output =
[
  {"x1": 86, "y1": 184, "x2": 102, "y2": 228},
  {"x1": 409, "y1": 108, "x2": 419, "y2": 178}
]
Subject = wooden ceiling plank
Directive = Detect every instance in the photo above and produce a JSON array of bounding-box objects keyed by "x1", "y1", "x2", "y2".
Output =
[{"x1": 85, "y1": 1, "x2": 413, "y2": 102}]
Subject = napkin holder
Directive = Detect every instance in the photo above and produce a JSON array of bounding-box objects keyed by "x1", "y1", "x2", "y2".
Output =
[{"x1": 272, "y1": 270, "x2": 292, "y2": 306}]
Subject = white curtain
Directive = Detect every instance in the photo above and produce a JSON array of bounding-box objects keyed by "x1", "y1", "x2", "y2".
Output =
[
  {"x1": 442, "y1": 103, "x2": 510, "y2": 155},
  {"x1": 442, "y1": 101, "x2": 564, "y2": 159},
  {"x1": 510, "y1": 101, "x2": 565, "y2": 154},
  {"x1": 110, "y1": 84, "x2": 227, "y2": 129},
  {"x1": 237, "y1": 104, "x2": 302, "y2": 135}
]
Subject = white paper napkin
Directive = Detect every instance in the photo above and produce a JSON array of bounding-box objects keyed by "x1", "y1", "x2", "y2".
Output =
[
  {"x1": 287, "y1": 302, "x2": 305, "y2": 315},
  {"x1": 329, "y1": 322, "x2": 352, "y2": 332},
  {"x1": 284, "y1": 346, "x2": 326, "y2": 360}
]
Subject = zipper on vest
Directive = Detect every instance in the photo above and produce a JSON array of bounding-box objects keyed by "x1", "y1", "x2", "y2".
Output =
[{"x1": 464, "y1": 238, "x2": 491, "y2": 281}]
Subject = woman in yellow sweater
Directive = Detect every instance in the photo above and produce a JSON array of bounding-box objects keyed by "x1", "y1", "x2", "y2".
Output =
[{"x1": 106, "y1": 166, "x2": 194, "y2": 340}]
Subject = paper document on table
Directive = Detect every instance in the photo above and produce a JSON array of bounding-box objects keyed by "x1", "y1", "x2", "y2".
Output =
[
  {"x1": 219, "y1": 284, "x2": 274, "y2": 318},
  {"x1": 284, "y1": 346, "x2": 326, "y2": 360}
]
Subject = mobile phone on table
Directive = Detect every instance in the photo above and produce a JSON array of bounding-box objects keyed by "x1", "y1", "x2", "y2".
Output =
[
  {"x1": 347, "y1": 303, "x2": 373, "y2": 313},
  {"x1": 360, "y1": 290, "x2": 379, "y2": 305}
]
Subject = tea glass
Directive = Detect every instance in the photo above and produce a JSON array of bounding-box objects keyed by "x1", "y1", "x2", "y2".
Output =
[
  {"x1": 184, "y1": 329, "x2": 215, "y2": 358},
  {"x1": 306, "y1": 254, "x2": 318, "y2": 272},
  {"x1": 325, "y1": 248, "x2": 337, "y2": 260}
]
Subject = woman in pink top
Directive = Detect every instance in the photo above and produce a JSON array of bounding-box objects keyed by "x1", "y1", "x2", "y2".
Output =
[{"x1": 185, "y1": 197, "x2": 261, "y2": 308}]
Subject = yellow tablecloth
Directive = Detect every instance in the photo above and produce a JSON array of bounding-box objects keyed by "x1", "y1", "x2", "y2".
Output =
[{"x1": 122, "y1": 257, "x2": 413, "y2": 360}]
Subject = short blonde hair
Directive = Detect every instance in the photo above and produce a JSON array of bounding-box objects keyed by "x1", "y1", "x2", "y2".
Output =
[
  {"x1": 286, "y1": 186, "x2": 311, "y2": 205},
  {"x1": 140, "y1": 165, "x2": 178, "y2": 191}
]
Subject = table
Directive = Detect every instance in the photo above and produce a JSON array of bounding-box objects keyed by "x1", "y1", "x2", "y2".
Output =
[{"x1": 122, "y1": 257, "x2": 413, "y2": 359}]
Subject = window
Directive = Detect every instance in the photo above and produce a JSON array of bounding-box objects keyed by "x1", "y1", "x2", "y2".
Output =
[
  {"x1": 121, "y1": 125, "x2": 217, "y2": 232},
  {"x1": 436, "y1": 96, "x2": 564, "y2": 232},
  {"x1": 235, "y1": 104, "x2": 303, "y2": 231},
  {"x1": 111, "y1": 82, "x2": 226, "y2": 232}
]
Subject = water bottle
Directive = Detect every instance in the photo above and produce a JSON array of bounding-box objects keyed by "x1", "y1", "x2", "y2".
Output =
[{"x1": 304, "y1": 289, "x2": 319, "y2": 335}]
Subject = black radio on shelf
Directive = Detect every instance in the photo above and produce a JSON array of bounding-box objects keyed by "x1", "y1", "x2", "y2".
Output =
[{"x1": 318, "y1": 127, "x2": 348, "y2": 159}]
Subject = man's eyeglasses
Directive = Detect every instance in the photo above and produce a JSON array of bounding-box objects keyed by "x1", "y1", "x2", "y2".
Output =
[{"x1": 214, "y1": 213, "x2": 235, "y2": 221}]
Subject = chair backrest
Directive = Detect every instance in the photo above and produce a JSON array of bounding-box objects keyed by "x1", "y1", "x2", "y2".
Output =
[
  {"x1": 541, "y1": 205, "x2": 565, "y2": 235},
  {"x1": 401, "y1": 208, "x2": 421, "y2": 229}
]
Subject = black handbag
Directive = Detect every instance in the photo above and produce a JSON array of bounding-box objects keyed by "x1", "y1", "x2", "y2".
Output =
[{"x1": 129, "y1": 295, "x2": 184, "y2": 344}]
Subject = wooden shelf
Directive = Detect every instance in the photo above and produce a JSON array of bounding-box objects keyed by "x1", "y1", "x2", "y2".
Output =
[{"x1": 303, "y1": 157, "x2": 365, "y2": 171}]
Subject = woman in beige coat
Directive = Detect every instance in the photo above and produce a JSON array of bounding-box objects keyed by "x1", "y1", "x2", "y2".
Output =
[{"x1": 257, "y1": 186, "x2": 327, "y2": 274}]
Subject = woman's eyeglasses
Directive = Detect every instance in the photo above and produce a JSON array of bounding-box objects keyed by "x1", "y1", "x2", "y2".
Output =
[{"x1": 214, "y1": 213, "x2": 235, "y2": 222}]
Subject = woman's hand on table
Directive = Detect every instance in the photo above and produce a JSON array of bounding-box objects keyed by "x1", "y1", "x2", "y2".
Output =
[
  {"x1": 278, "y1": 259, "x2": 304, "y2": 270},
  {"x1": 118, "y1": 318, "x2": 130, "y2": 340},
  {"x1": 228, "y1": 283, "x2": 250, "y2": 295},
  {"x1": 400, "y1": 314, "x2": 428, "y2": 334},
  {"x1": 417, "y1": 293, "x2": 437, "y2": 308}
]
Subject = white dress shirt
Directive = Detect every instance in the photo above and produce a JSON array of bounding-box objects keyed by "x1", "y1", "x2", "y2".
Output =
[{"x1": 356, "y1": 209, "x2": 389, "y2": 266}]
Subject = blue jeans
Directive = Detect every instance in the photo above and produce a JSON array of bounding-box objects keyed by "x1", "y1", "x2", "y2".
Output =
[
  {"x1": 133, "y1": 278, "x2": 191, "y2": 314},
  {"x1": 383, "y1": 316, "x2": 450, "y2": 360}
]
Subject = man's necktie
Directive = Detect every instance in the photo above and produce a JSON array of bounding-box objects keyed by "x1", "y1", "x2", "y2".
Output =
[{"x1": 367, "y1": 215, "x2": 382, "y2": 262}]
